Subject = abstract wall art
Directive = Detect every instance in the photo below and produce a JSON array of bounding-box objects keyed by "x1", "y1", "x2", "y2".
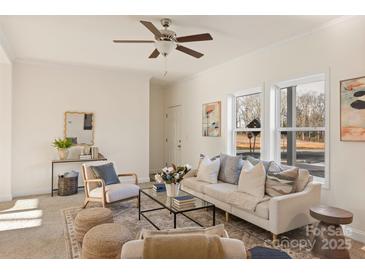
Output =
[
  {"x1": 202, "y1": 101, "x2": 221, "y2": 137},
  {"x1": 340, "y1": 76, "x2": 365, "y2": 141}
]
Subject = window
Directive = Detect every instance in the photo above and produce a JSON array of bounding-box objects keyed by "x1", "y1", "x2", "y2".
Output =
[
  {"x1": 228, "y1": 74, "x2": 328, "y2": 185},
  {"x1": 275, "y1": 76, "x2": 327, "y2": 181},
  {"x1": 234, "y1": 89, "x2": 262, "y2": 159}
]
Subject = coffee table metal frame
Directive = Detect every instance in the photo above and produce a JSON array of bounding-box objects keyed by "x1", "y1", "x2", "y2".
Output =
[{"x1": 138, "y1": 188, "x2": 215, "y2": 230}]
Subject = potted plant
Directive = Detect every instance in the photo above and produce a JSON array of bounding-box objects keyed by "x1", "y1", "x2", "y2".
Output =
[
  {"x1": 52, "y1": 138, "x2": 73, "y2": 160},
  {"x1": 155, "y1": 164, "x2": 191, "y2": 197}
]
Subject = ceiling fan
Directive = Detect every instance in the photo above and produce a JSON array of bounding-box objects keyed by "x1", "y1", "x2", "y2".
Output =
[{"x1": 113, "y1": 18, "x2": 213, "y2": 59}]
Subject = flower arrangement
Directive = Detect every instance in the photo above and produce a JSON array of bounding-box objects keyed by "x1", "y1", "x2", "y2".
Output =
[{"x1": 155, "y1": 164, "x2": 191, "y2": 184}]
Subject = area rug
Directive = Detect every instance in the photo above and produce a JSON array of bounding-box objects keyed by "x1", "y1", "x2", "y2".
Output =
[{"x1": 62, "y1": 195, "x2": 315, "y2": 259}]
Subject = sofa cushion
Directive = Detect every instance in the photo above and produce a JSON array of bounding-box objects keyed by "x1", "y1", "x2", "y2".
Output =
[
  {"x1": 204, "y1": 182, "x2": 238, "y2": 203},
  {"x1": 218, "y1": 153, "x2": 243, "y2": 185},
  {"x1": 197, "y1": 156, "x2": 221, "y2": 184},
  {"x1": 228, "y1": 190, "x2": 270, "y2": 214},
  {"x1": 237, "y1": 161, "x2": 266, "y2": 199},
  {"x1": 181, "y1": 177, "x2": 209, "y2": 193},
  {"x1": 88, "y1": 183, "x2": 139, "y2": 203},
  {"x1": 254, "y1": 200, "x2": 269, "y2": 220}
]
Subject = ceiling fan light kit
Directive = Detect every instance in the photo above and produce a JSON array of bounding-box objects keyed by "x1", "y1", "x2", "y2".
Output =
[
  {"x1": 155, "y1": 40, "x2": 176, "y2": 57},
  {"x1": 113, "y1": 18, "x2": 213, "y2": 59}
]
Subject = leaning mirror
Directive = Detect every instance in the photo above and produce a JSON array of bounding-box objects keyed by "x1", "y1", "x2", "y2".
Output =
[{"x1": 64, "y1": 112, "x2": 94, "y2": 145}]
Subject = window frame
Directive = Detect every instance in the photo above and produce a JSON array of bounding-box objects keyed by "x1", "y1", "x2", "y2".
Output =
[
  {"x1": 232, "y1": 87, "x2": 264, "y2": 157},
  {"x1": 273, "y1": 73, "x2": 330, "y2": 187}
]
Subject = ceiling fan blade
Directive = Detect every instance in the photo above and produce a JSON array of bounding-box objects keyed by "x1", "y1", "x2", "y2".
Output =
[
  {"x1": 176, "y1": 33, "x2": 213, "y2": 43},
  {"x1": 176, "y1": 45, "x2": 204, "y2": 58},
  {"x1": 113, "y1": 40, "x2": 155, "y2": 43},
  {"x1": 149, "y1": 49, "x2": 160, "y2": 58},
  {"x1": 140, "y1": 20, "x2": 162, "y2": 38}
]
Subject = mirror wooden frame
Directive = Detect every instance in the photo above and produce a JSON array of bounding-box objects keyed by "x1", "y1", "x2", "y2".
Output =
[{"x1": 64, "y1": 111, "x2": 95, "y2": 146}]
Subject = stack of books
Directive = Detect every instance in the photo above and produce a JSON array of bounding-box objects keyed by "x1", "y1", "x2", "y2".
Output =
[
  {"x1": 153, "y1": 183, "x2": 166, "y2": 192},
  {"x1": 79, "y1": 154, "x2": 92, "y2": 160},
  {"x1": 173, "y1": 195, "x2": 196, "y2": 209}
]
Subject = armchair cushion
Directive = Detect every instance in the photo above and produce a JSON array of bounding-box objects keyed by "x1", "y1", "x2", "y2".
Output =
[
  {"x1": 91, "y1": 163, "x2": 120, "y2": 185},
  {"x1": 89, "y1": 183, "x2": 139, "y2": 203}
]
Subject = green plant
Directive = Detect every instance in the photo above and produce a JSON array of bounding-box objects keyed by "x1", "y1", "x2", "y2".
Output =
[{"x1": 52, "y1": 138, "x2": 73, "y2": 149}]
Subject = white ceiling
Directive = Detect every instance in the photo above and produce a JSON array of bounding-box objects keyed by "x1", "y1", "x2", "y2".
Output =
[{"x1": 0, "y1": 15, "x2": 339, "y2": 83}]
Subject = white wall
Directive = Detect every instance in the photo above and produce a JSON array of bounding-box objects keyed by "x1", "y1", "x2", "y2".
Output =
[
  {"x1": 0, "y1": 62, "x2": 12, "y2": 201},
  {"x1": 12, "y1": 61, "x2": 150, "y2": 197},
  {"x1": 149, "y1": 81, "x2": 166, "y2": 174},
  {"x1": 164, "y1": 16, "x2": 365, "y2": 241}
]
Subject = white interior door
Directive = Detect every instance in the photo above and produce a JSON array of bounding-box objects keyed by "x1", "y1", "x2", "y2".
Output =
[{"x1": 166, "y1": 105, "x2": 182, "y2": 166}]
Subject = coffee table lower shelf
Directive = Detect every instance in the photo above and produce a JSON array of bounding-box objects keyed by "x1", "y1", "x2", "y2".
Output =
[{"x1": 138, "y1": 189, "x2": 216, "y2": 230}]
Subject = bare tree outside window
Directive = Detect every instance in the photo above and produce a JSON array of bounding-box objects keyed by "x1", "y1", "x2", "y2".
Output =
[
  {"x1": 279, "y1": 81, "x2": 325, "y2": 178},
  {"x1": 235, "y1": 92, "x2": 261, "y2": 159}
]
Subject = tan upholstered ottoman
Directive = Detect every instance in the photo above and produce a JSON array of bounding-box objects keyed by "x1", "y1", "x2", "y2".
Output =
[
  {"x1": 81, "y1": 223, "x2": 132, "y2": 259},
  {"x1": 74, "y1": 207, "x2": 114, "y2": 244}
]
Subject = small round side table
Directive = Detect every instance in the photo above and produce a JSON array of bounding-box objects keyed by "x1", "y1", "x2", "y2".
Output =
[{"x1": 310, "y1": 205, "x2": 353, "y2": 259}]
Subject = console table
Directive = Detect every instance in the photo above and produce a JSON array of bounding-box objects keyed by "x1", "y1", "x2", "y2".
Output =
[{"x1": 51, "y1": 153, "x2": 107, "y2": 196}]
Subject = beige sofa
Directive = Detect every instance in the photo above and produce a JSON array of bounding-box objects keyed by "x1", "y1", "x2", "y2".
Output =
[
  {"x1": 181, "y1": 170, "x2": 321, "y2": 239},
  {"x1": 121, "y1": 225, "x2": 247, "y2": 259}
]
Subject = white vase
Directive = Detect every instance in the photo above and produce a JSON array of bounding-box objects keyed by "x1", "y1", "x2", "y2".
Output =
[
  {"x1": 165, "y1": 183, "x2": 180, "y2": 197},
  {"x1": 58, "y1": 148, "x2": 69, "y2": 160}
]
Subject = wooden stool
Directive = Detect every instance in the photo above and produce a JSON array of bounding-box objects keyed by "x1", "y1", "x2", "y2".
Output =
[
  {"x1": 74, "y1": 207, "x2": 114, "y2": 244},
  {"x1": 81, "y1": 223, "x2": 133, "y2": 259},
  {"x1": 310, "y1": 205, "x2": 353, "y2": 259}
]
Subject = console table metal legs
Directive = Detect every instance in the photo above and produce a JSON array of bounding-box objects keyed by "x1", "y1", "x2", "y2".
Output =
[
  {"x1": 51, "y1": 162, "x2": 54, "y2": 197},
  {"x1": 51, "y1": 154, "x2": 107, "y2": 196}
]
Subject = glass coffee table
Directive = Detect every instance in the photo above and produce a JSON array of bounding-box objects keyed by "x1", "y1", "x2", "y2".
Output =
[{"x1": 138, "y1": 187, "x2": 215, "y2": 230}]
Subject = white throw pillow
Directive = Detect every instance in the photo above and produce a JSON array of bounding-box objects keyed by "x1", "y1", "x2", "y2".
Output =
[
  {"x1": 196, "y1": 156, "x2": 221, "y2": 184},
  {"x1": 237, "y1": 160, "x2": 266, "y2": 199}
]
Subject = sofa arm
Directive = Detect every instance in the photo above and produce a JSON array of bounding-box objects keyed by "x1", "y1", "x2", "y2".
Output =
[{"x1": 269, "y1": 181, "x2": 321, "y2": 235}]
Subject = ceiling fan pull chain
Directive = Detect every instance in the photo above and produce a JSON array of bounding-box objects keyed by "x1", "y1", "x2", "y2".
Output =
[{"x1": 163, "y1": 56, "x2": 168, "y2": 77}]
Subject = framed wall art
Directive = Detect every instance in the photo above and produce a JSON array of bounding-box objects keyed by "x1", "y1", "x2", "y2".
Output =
[
  {"x1": 202, "y1": 101, "x2": 221, "y2": 137},
  {"x1": 340, "y1": 76, "x2": 365, "y2": 141}
]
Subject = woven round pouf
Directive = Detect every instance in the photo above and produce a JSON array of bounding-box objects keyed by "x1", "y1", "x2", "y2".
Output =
[
  {"x1": 81, "y1": 223, "x2": 133, "y2": 259},
  {"x1": 74, "y1": 207, "x2": 114, "y2": 244}
]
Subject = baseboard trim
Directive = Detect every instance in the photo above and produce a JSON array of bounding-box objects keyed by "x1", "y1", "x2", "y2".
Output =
[
  {"x1": 344, "y1": 225, "x2": 365, "y2": 244},
  {"x1": 13, "y1": 187, "x2": 50, "y2": 198},
  {"x1": 0, "y1": 194, "x2": 12, "y2": 202}
]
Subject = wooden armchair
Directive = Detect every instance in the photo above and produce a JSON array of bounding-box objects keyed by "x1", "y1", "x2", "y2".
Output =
[{"x1": 81, "y1": 163, "x2": 140, "y2": 208}]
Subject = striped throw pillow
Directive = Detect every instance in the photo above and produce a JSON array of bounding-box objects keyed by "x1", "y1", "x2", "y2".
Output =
[{"x1": 266, "y1": 167, "x2": 299, "y2": 197}]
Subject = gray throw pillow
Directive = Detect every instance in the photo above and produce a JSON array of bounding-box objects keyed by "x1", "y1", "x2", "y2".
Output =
[
  {"x1": 218, "y1": 153, "x2": 243, "y2": 184},
  {"x1": 91, "y1": 163, "x2": 120, "y2": 185},
  {"x1": 246, "y1": 156, "x2": 272, "y2": 173}
]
